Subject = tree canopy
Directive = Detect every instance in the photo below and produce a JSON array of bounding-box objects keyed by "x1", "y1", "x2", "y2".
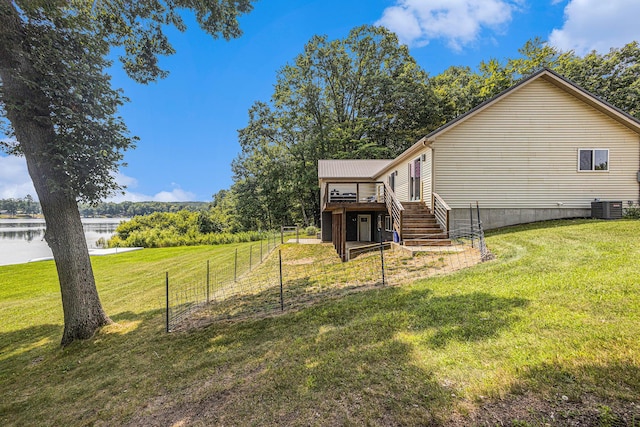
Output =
[
  {"x1": 224, "y1": 36, "x2": 640, "y2": 230},
  {"x1": 0, "y1": 0, "x2": 255, "y2": 345},
  {"x1": 231, "y1": 25, "x2": 439, "y2": 229}
]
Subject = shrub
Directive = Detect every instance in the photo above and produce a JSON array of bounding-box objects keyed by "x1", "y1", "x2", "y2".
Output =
[
  {"x1": 623, "y1": 202, "x2": 640, "y2": 219},
  {"x1": 107, "y1": 210, "x2": 270, "y2": 248},
  {"x1": 305, "y1": 226, "x2": 319, "y2": 236}
]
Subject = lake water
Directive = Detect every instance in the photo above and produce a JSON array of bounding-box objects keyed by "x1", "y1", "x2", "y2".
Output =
[{"x1": 0, "y1": 218, "x2": 127, "y2": 267}]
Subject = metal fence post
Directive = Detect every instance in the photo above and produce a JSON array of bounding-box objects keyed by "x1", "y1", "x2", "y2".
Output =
[
  {"x1": 296, "y1": 226, "x2": 299, "y2": 243},
  {"x1": 470, "y1": 203, "x2": 475, "y2": 248},
  {"x1": 234, "y1": 247, "x2": 238, "y2": 282},
  {"x1": 165, "y1": 272, "x2": 169, "y2": 333},
  {"x1": 476, "y1": 201, "x2": 487, "y2": 260},
  {"x1": 206, "y1": 260, "x2": 210, "y2": 303},
  {"x1": 279, "y1": 249, "x2": 284, "y2": 311},
  {"x1": 380, "y1": 239, "x2": 386, "y2": 286}
]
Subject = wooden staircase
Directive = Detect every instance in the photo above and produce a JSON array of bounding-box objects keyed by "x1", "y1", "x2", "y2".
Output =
[{"x1": 401, "y1": 202, "x2": 451, "y2": 246}]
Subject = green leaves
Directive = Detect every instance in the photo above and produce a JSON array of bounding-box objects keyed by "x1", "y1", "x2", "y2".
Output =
[
  {"x1": 229, "y1": 34, "x2": 640, "y2": 231},
  {"x1": 232, "y1": 25, "x2": 437, "y2": 228},
  {"x1": 1, "y1": 0, "x2": 256, "y2": 202}
]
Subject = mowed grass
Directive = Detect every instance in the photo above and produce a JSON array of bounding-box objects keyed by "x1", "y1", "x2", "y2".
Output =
[{"x1": 1, "y1": 220, "x2": 640, "y2": 425}]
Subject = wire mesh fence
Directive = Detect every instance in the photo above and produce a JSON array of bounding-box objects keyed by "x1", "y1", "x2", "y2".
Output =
[
  {"x1": 167, "y1": 226, "x2": 491, "y2": 332},
  {"x1": 166, "y1": 231, "x2": 281, "y2": 331}
]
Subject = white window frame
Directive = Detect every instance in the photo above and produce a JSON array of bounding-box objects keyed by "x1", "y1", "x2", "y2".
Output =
[
  {"x1": 578, "y1": 148, "x2": 609, "y2": 172},
  {"x1": 384, "y1": 215, "x2": 393, "y2": 232},
  {"x1": 388, "y1": 171, "x2": 397, "y2": 192}
]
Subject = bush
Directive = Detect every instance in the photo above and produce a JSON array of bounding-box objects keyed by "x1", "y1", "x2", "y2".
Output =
[
  {"x1": 623, "y1": 202, "x2": 640, "y2": 219},
  {"x1": 107, "y1": 210, "x2": 271, "y2": 248},
  {"x1": 305, "y1": 226, "x2": 319, "y2": 236}
]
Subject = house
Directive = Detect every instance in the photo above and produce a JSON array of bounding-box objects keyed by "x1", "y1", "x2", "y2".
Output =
[{"x1": 319, "y1": 68, "x2": 640, "y2": 260}]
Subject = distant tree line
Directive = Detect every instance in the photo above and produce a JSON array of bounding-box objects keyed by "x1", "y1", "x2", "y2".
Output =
[
  {"x1": 208, "y1": 27, "x2": 640, "y2": 231},
  {"x1": 0, "y1": 195, "x2": 40, "y2": 216},
  {"x1": 0, "y1": 198, "x2": 209, "y2": 218},
  {"x1": 77, "y1": 201, "x2": 209, "y2": 217}
]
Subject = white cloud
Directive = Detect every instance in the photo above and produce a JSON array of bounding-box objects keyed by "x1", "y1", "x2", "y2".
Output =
[
  {"x1": 106, "y1": 189, "x2": 196, "y2": 203},
  {"x1": 375, "y1": 0, "x2": 521, "y2": 50},
  {"x1": 151, "y1": 187, "x2": 197, "y2": 202},
  {"x1": 0, "y1": 160, "x2": 196, "y2": 203},
  {"x1": 114, "y1": 171, "x2": 140, "y2": 189},
  {"x1": 549, "y1": 0, "x2": 640, "y2": 55},
  {"x1": 0, "y1": 155, "x2": 36, "y2": 199},
  {"x1": 108, "y1": 174, "x2": 196, "y2": 202}
]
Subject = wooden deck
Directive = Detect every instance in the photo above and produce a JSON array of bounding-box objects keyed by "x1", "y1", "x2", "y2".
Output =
[{"x1": 323, "y1": 201, "x2": 386, "y2": 212}]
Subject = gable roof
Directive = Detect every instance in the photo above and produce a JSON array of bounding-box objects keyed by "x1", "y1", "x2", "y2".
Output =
[
  {"x1": 430, "y1": 68, "x2": 640, "y2": 139},
  {"x1": 376, "y1": 68, "x2": 640, "y2": 177},
  {"x1": 318, "y1": 159, "x2": 393, "y2": 179}
]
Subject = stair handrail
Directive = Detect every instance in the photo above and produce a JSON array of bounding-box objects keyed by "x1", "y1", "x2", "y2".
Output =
[
  {"x1": 383, "y1": 182, "x2": 404, "y2": 240},
  {"x1": 432, "y1": 192, "x2": 451, "y2": 235},
  {"x1": 322, "y1": 182, "x2": 329, "y2": 210}
]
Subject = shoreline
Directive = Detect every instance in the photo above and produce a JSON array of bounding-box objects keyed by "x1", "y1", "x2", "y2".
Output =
[{"x1": 27, "y1": 247, "x2": 143, "y2": 264}]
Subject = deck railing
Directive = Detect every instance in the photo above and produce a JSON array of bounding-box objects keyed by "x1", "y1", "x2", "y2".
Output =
[
  {"x1": 432, "y1": 192, "x2": 451, "y2": 235},
  {"x1": 324, "y1": 182, "x2": 384, "y2": 204},
  {"x1": 383, "y1": 182, "x2": 404, "y2": 239}
]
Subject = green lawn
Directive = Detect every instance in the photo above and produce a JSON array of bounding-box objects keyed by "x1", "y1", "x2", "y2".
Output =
[{"x1": 1, "y1": 220, "x2": 639, "y2": 425}]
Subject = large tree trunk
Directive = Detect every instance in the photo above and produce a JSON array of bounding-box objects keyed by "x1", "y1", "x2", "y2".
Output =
[
  {"x1": 14, "y1": 117, "x2": 112, "y2": 347},
  {"x1": 0, "y1": 2, "x2": 112, "y2": 346},
  {"x1": 39, "y1": 188, "x2": 113, "y2": 346}
]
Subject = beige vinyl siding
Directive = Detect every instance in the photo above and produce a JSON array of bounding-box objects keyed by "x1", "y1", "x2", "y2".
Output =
[
  {"x1": 422, "y1": 148, "x2": 433, "y2": 208},
  {"x1": 377, "y1": 148, "x2": 434, "y2": 204},
  {"x1": 394, "y1": 163, "x2": 410, "y2": 203},
  {"x1": 432, "y1": 78, "x2": 640, "y2": 209}
]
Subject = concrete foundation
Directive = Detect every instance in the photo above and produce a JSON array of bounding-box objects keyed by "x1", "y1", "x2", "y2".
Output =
[{"x1": 449, "y1": 207, "x2": 591, "y2": 230}]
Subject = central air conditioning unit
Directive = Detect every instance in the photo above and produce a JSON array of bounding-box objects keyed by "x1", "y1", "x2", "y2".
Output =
[{"x1": 591, "y1": 201, "x2": 623, "y2": 219}]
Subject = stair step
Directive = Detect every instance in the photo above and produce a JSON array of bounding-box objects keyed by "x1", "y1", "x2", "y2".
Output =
[
  {"x1": 402, "y1": 228, "x2": 447, "y2": 239},
  {"x1": 404, "y1": 239, "x2": 452, "y2": 247},
  {"x1": 402, "y1": 212, "x2": 436, "y2": 216},
  {"x1": 402, "y1": 227, "x2": 444, "y2": 234},
  {"x1": 403, "y1": 222, "x2": 440, "y2": 227},
  {"x1": 402, "y1": 219, "x2": 440, "y2": 227},
  {"x1": 402, "y1": 216, "x2": 437, "y2": 221},
  {"x1": 403, "y1": 233, "x2": 448, "y2": 239}
]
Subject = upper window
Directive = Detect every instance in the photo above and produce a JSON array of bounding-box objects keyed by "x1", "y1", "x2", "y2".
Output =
[
  {"x1": 388, "y1": 171, "x2": 397, "y2": 192},
  {"x1": 579, "y1": 149, "x2": 609, "y2": 172}
]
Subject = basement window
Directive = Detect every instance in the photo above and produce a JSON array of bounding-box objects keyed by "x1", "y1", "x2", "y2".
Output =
[
  {"x1": 384, "y1": 215, "x2": 393, "y2": 232},
  {"x1": 578, "y1": 149, "x2": 609, "y2": 172}
]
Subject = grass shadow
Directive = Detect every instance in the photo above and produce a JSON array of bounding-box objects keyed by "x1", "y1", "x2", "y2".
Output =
[
  {"x1": 461, "y1": 361, "x2": 640, "y2": 425},
  {"x1": 403, "y1": 290, "x2": 528, "y2": 348},
  {"x1": 0, "y1": 323, "x2": 61, "y2": 370},
  {"x1": 139, "y1": 285, "x2": 529, "y2": 425}
]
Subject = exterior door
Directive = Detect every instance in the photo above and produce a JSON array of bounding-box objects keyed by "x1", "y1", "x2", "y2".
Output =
[
  {"x1": 409, "y1": 158, "x2": 421, "y2": 201},
  {"x1": 357, "y1": 214, "x2": 371, "y2": 241}
]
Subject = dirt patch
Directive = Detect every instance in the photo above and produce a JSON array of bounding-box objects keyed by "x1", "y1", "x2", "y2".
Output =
[
  {"x1": 284, "y1": 257, "x2": 315, "y2": 265},
  {"x1": 448, "y1": 392, "x2": 640, "y2": 426},
  {"x1": 123, "y1": 387, "x2": 640, "y2": 426},
  {"x1": 173, "y1": 243, "x2": 486, "y2": 332}
]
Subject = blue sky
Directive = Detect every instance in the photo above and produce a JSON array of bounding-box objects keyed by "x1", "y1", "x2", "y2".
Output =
[{"x1": 2, "y1": 0, "x2": 640, "y2": 202}]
